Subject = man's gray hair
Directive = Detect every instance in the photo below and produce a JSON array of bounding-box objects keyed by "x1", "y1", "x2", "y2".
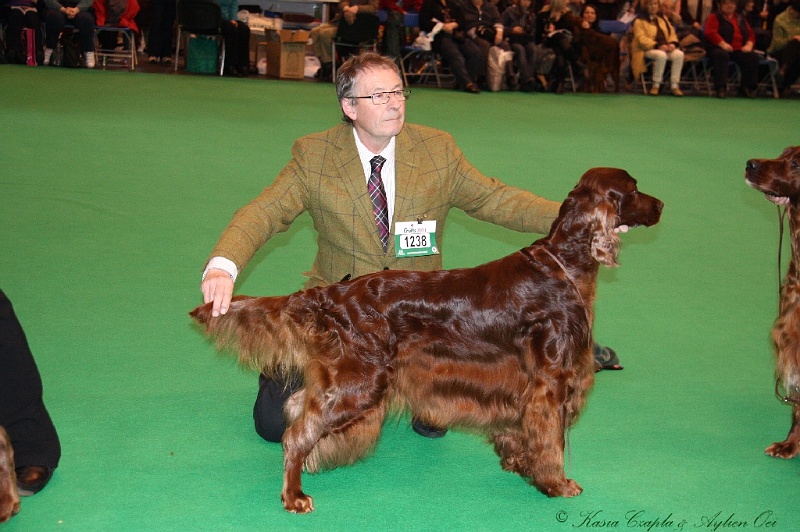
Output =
[{"x1": 336, "y1": 52, "x2": 402, "y2": 124}]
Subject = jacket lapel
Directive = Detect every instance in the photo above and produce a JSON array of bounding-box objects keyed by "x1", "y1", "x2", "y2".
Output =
[
  {"x1": 332, "y1": 124, "x2": 386, "y2": 252},
  {"x1": 393, "y1": 127, "x2": 419, "y2": 227}
]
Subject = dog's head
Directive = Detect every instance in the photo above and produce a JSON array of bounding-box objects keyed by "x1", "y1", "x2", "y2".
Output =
[
  {"x1": 745, "y1": 146, "x2": 800, "y2": 205},
  {"x1": 559, "y1": 168, "x2": 663, "y2": 267}
]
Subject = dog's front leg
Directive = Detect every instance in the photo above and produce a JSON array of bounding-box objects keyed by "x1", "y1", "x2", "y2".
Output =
[
  {"x1": 525, "y1": 377, "x2": 583, "y2": 498},
  {"x1": 281, "y1": 401, "x2": 324, "y2": 514},
  {"x1": 765, "y1": 403, "x2": 800, "y2": 459}
]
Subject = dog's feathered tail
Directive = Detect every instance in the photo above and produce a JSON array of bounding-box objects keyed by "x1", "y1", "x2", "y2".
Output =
[{"x1": 190, "y1": 295, "x2": 310, "y2": 376}]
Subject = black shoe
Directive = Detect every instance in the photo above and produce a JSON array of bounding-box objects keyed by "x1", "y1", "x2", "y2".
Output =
[
  {"x1": 593, "y1": 344, "x2": 623, "y2": 372},
  {"x1": 411, "y1": 418, "x2": 447, "y2": 438},
  {"x1": 464, "y1": 82, "x2": 481, "y2": 94},
  {"x1": 16, "y1": 466, "x2": 54, "y2": 496},
  {"x1": 316, "y1": 62, "x2": 332, "y2": 82},
  {"x1": 521, "y1": 78, "x2": 537, "y2": 93},
  {"x1": 739, "y1": 87, "x2": 756, "y2": 98}
]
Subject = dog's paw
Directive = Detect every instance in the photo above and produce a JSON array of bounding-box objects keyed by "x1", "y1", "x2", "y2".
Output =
[
  {"x1": 0, "y1": 493, "x2": 20, "y2": 524},
  {"x1": 765, "y1": 440, "x2": 800, "y2": 459},
  {"x1": 281, "y1": 491, "x2": 315, "y2": 514},
  {"x1": 538, "y1": 478, "x2": 583, "y2": 498}
]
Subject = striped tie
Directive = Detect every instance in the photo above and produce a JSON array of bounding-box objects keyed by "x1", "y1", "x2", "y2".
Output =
[{"x1": 368, "y1": 155, "x2": 389, "y2": 251}]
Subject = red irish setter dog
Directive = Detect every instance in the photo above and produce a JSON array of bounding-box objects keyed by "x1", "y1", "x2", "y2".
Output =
[
  {"x1": 191, "y1": 168, "x2": 663, "y2": 513},
  {"x1": 0, "y1": 427, "x2": 20, "y2": 523},
  {"x1": 745, "y1": 146, "x2": 800, "y2": 463},
  {"x1": 575, "y1": 27, "x2": 621, "y2": 93}
]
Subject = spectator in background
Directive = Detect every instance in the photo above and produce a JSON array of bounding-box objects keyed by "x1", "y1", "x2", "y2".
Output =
[
  {"x1": 594, "y1": 0, "x2": 621, "y2": 20},
  {"x1": 43, "y1": 0, "x2": 97, "y2": 67},
  {"x1": 572, "y1": 3, "x2": 622, "y2": 91},
  {"x1": 631, "y1": 0, "x2": 685, "y2": 95},
  {"x1": 458, "y1": 0, "x2": 505, "y2": 85},
  {"x1": 767, "y1": 0, "x2": 791, "y2": 29},
  {"x1": 502, "y1": 0, "x2": 541, "y2": 91},
  {"x1": 215, "y1": 0, "x2": 251, "y2": 76},
  {"x1": 2, "y1": 0, "x2": 44, "y2": 65},
  {"x1": 536, "y1": 0, "x2": 582, "y2": 93},
  {"x1": 742, "y1": 0, "x2": 772, "y2": 49},
  {"x1": 380, "y1": 0, "x2": 423, "y2": 59},
  {"x1": 568, "y1": 0, "x2": 586, "y2": 15},
  {"x1": 660, "y1": 0, "x2": 702, "y2": 39},
  {"x1": 94, "y1": 0, "x2": 141, "y2": 57},
  {"x1": 310, "y1": 0, "x2": 380, "y2": 80},
  {"x1": 768, "y1": 0, "x2": 800, "y2": 97},
  {"x1": 419, "y1": 0, "x2": 483, "y2": 92},
  {"x1": 146, "y1": 0, "x2": 175, "y2": 63},
  {"x1": 704, "y1": 0, "x2": 760, "y2": 97},
  {"x1": 683, "y1": 0, "x2": 714, "y2": 26}
]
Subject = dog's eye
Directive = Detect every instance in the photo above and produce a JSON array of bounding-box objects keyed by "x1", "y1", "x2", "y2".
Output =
[{"x1": 791, "y1": 160, "x2": 800, "y2": 170}]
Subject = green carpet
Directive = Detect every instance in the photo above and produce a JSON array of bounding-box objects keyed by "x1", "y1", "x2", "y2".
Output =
[{"x1": 1, "y1": 65, "x2": 799, "y2": 531}]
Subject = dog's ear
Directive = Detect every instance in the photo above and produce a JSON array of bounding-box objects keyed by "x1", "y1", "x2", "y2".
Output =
[
  {"x1": 560, "y1": 185, "x2": 621, "y2": 267},
  {"x1": 589, "y1": 200, "x2": 620, "y2": 267},
  {"x1": 579, "y1": 169, "x2": 630, "y2": 267}
]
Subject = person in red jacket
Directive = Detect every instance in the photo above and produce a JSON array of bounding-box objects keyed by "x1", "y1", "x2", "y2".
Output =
[{"x1": 704, "y1": 0, "x2": 760, "y2": 98}]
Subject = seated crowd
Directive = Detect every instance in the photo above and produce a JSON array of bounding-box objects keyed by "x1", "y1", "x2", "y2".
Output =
[{"x1": 1, "y1": 0, "x2": 799, "y2": 97}]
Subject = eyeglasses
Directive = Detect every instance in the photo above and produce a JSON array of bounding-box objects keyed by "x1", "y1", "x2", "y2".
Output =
[{"x1": 352, "y1": 89, "x2": 411, "y2": 105}]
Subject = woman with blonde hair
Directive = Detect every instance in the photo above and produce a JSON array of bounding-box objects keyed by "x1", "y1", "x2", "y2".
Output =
[{"x1": 631, "y1": 0, "x2": 685, "y2": 95}]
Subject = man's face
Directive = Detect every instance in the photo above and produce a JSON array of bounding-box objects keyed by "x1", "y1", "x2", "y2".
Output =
[{"x1": 342, "y1": 67, "x2": 405, "y2": 152}]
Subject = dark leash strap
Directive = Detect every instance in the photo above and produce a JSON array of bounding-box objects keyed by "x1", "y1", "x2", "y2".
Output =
[
  {"x1": 775, "y1": 379, "x2": 800, "y2": 405},
  {"x1": 777, "y1": 204, "x2": 787, "y2": 302},
  {"x1": 537, "y1": 247, "x2": 593, "y2": 333},
  {"x1": 773, "y1": 205, "x2": 800, "y2": 405},
  {"x1": 533, "y1": 247, "x2": 590, "y2": 475}
]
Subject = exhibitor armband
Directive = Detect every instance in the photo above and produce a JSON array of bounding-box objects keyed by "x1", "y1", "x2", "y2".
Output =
[{"x1": 394, "y1": 219, "x2": 439, "y2": 258}]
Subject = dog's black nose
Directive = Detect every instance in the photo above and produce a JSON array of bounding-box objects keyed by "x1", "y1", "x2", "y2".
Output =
[{"x1": 746, "y1": 160, "x2": 759, "y2": 172}]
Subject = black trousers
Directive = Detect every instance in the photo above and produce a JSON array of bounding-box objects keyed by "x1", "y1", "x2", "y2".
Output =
[
  {"x1": 3, "y1": 7, "x2": 43, "y2": 64},
  {"x1": 0, "y1": 290, "x2": 61, "y2": 469},
  {"x1": 775, "y1": 40, "x2": 800, "y2": 92},
  {"x1": 221, "y1": 20, "x2": 251, "y2": 74},
  {"x1": 707, "y1": 47, "x2": 760, "y2": 91},
  {"x1": 253, "y1": 373, "x2": 303, "y2": 443},
  {"x1": 146, "y1": 0, "x2": 176, "y2": 58}
]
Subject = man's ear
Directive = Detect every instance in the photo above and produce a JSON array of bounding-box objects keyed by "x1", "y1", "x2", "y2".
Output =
[{"x1": 342, "y1": 97, "x2": 357, "y2": 122}]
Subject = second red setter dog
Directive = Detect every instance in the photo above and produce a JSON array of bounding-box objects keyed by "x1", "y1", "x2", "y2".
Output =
[
  {"x1": 191, "y1": 168, "x2": 663, "y2": 513},
  {"x1": 0, "y1": 427, "x2": 20, "y2": 523},
  {"x1": 575, "y1": 27, "x2": 621, "y2": 93},
  {"x1": 745, "y1": 146, "x2": 800, "y2": 463}
]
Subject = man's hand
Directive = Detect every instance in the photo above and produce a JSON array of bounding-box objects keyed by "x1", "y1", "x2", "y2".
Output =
[
  {"x1": 201, "y1": 269, "x2": 234, "y2": 317},
  {"x1": 343, "y1": 5, "x2": 359, "y2": 24}
]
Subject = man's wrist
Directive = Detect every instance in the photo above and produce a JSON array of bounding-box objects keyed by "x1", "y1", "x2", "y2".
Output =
[{"x1": 202, "y1": 256, "x2": 238, "y2": 282}]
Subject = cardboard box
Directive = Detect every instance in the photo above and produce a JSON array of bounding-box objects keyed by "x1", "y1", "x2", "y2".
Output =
[{"x1": 265, "y1": 29, "x2": 309, "y2": 79}]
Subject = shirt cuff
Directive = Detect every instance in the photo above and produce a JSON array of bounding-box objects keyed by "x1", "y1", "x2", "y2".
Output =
[{"x1": 202, "y1": 256, "x2": 239, "y2": 282}]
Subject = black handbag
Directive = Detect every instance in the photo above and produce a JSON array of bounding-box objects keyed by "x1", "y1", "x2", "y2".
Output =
[
  {"x1": 51, "y1": 31, "x2": 82, "y2": 68},
  {"x1": 475, "y1": 24, "x2": 496, "y2": 43}
]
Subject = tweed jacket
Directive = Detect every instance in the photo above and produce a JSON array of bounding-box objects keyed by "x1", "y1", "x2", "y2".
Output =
[
  {"x1": 631, "y1": 14, "x2": 681, "y2": 78},
  {"x1": 210, "y1": 122, "x2": 561, "y2": 288}
]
